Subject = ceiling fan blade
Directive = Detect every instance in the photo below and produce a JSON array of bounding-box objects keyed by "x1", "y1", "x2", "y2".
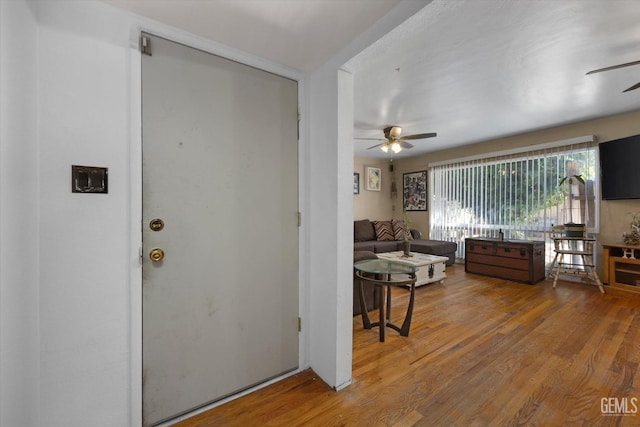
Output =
[
  {"x1": 400, "y1": 132, "x2": 437, "y2": 140},
  {"x1": 367, "y1": 142, "x2": 387, "y2": 150},
  {"x1": 399, "y1": 141, "x2": 414, "y2": 149},
  {"x1": 354, "y1": 137, "x2": 387, "y2": 141},
  {"x1": 586, "y1": 60, "x2": 640, "y2": 75},
  {"x1": 622, "y1": 82, "x2": 640, "y2": 93}
]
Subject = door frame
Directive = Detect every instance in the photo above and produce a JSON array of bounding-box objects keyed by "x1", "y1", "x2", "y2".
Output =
[{"x1": 127, "y1": 26, "x2": 308, "y2": 426}]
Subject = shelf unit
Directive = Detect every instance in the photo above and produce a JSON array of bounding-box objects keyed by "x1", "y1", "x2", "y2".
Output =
[
  {"x1": 603, "y1": 243, "x2": 640, "y2": 298},
  {"x1": 548, "y1": 237, "x2": 604, "y2": 293}
]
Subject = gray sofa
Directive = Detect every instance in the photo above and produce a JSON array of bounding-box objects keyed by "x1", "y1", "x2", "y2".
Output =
[
  {"x1": 352, "y1": 219, "x2": 457, "y2": 316},
  {"x1": 354, "y1": 219, "x2": 457, "y2": 265},
  {"x1": 353, "y1": 250, "x2": 379, "y2": 316}
]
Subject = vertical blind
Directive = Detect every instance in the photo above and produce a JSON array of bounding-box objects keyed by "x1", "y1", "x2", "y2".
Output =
[{"x1": 430, "y1": 142, "x2": 598, "y2": 261}]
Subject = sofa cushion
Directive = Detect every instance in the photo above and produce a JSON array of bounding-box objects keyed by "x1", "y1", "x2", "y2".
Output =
[
  {"x1": 354, "y1": 250, "x2": 378, "y2": 262},
  {"x1": 354, "y1": 241, "x2": 376, "y2": 252},
  {"x1": 373, "y1": 241, "x2": 402, "y2": 253},
  {"x1": 410, "y1": 239, "x2": 457, "y2": 256},
  {"x1": 372, "y1": 220, "x2": 394, "y2": 241},
  {"x1": 354, "y1": 219, "x2": 376, "y2": 242},
  {"x1": 391, "y1": 219, "x2": 413, "y2": 241},
  {"x1": 353, "y1": 251, "x2": 379, "y2": 316}
]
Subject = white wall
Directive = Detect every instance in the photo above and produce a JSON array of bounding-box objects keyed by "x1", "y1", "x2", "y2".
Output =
[
  {"x1": 0, "y1": 0, "x2": 430, "y2": 424},
  {"x1": 306, "y1": 0, "x2": 430, "y2": 389},
  {"x1": 0, "y1": 1, "x2": 40, "y2": 426},
  {"x1": 306, "y1": 65, "x2": 353, "y2": 389},
  {"x1": 35, "y1": 1, "x2": 133, "y2": 425},
  {"x1": 353, "y1": 157, "x2": 396, "y2": 221},
  {"x1": 0, "y1": 0, "x2": 309, "y2": 424}
]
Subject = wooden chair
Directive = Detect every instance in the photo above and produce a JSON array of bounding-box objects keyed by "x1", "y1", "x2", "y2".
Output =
[{"x1": 548, "y1": 233, "x2": 605, "y2": 293}]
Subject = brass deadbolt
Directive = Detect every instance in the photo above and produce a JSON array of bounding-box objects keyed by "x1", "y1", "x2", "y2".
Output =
[
  {"x1": 149, "y1": 248, "x2": 165, "y2": 262},
  {"x1": 149, "y1": 218, "x2": 164, "y2": 231}
]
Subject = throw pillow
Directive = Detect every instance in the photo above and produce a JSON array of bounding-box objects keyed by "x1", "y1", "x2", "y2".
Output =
[
  {"x1": 392, "y1": 219, "x2": 413, "y2": 241},
  {"x1": 354, "y1": 219, "x2": 376, "y2": 242},
  {"x1": 373, "y1": 220, "x2": 395, "y2": 241}
]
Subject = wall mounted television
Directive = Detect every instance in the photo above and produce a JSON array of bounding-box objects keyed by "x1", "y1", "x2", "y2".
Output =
[{"x1": 599, "y1": 134, "x2": 640, "y2": 200}]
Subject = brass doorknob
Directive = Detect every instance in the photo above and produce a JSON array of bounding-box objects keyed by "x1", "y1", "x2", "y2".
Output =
[{"x1": 149, "y1": 248, "x2": 164, "y2": 262}]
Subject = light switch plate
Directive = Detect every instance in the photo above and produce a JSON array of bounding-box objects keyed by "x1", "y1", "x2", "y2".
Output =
[{"x1": 71, "y1": 165, "x2": 108, "y2": 194}]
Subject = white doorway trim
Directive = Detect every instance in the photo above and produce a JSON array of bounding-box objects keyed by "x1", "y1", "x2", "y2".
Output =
[{"x1": 127, "y1": 21, "x2": 307, "y2": 427}]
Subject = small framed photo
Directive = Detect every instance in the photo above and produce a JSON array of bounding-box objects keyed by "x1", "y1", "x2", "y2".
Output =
[
  {"x1": 403, "y1": 170, "x2": 427, "y2": 211},
  {"x1": 353, "y1": 172, "x2": 360, "y2": 194},
  {"x1": 366, "y1": 166, "x2": 381, "y2": 191}
]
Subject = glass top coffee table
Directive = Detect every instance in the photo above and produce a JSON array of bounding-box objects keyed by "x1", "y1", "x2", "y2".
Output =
[{"x1": 353, "y1": 259, "x2": 418, "y2": 342}]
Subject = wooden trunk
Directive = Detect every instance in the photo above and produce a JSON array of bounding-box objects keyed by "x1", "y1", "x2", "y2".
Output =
[{"x1": 465, "y1": 237, "x2": 545, "y2": 284}]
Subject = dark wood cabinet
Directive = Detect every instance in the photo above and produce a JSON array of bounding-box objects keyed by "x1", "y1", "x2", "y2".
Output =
[{"x1": 465, "y1": 237, "x2": 545, "y2": 284}]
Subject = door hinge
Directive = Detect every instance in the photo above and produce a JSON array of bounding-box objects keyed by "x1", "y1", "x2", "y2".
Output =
[
  {"x1": 297, "y1": 110, "x2": 300, "y2": 141},
  {"x1": 298, "y1": 317, "x2": 302, "y2": 332},
  {"x1": 141, "y1": 35, "x2": 152, "y2": 56},
  {"x1": 139, "y1": 246, "x2": 143, "y2": 265},
  {"x1": 297, "y1": 212, "x2": 301, "y2": 227}
]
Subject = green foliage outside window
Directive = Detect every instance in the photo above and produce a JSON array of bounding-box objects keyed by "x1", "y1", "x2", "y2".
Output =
[{"x1": 439, "y1": 151, "x2": 596, "y2": 229}]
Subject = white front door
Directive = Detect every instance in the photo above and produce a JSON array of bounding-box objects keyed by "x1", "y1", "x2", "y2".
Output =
[{"x1": 141, "y1": 33, "x2": 299, "y2": 426}]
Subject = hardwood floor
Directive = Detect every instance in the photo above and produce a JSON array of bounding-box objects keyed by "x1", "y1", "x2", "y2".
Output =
[{"x1": 177, "y1": 263, "x2": 640, "y2": 426}]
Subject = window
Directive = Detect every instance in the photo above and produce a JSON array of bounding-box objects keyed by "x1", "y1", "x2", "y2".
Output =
[{"x1": 429, "y1": 139, "x2": 598, "y2": 262}]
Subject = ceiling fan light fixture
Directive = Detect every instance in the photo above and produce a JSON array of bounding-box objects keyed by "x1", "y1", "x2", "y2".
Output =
[
  {"x1": 361, "y1": 125, "x2": 437, "y2": 153},
  {"x1": 389, "y1": 126, "x2": 402, "y2": 139}
]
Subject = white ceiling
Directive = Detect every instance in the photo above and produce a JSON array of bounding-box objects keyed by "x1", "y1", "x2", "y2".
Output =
[
  {"x1": 350, "y1": 0, "x2": 640, "y2": 159},
  {"x1": 103, "y1": 0, "x2": 640, "y2": 159},
  {"x1": 102, "y1": 0, "x2": 402, "y2": 71}
]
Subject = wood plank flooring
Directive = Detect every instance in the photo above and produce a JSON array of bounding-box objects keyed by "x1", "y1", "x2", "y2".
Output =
[{"x1": 177, "y1": 263, "x2": 640, "y2": 426}]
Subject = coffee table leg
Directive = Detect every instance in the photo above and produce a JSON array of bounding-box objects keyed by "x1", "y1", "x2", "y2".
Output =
[
  {"x1": 385, "y1": 283, "x2": 392, "y2": 323},
  {"x1": 379, "y1": 284, "x2": 385, "y2": 342},
  {"x1": 400, "y1": 275, "x2": 416, "y2": 337},
  {"x1": 358, "y1": 277, "x2": 371, "y2": 329}
]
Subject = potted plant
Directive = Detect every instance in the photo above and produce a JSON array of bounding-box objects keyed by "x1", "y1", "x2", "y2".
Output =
[
  {"x1": 623, "y1": 212, "x2": 640, "y2": 245},
  {"x1": 559, "y1": 173, "x2": 586, "y2": 237},
  {"x1": 402, "y1": 209, "x2": 413, "y2": 257}
]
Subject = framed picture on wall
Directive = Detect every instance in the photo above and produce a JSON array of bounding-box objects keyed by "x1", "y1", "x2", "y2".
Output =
[
  {"x1": 366, "y1": 166, "x2": 381, "y2": 191},
  {"x1": 353, "y1": 172, "x2": 360, "y2": 194},
  {"x1": 403, "y1": 170, "x2": 427, "y2": 211}
]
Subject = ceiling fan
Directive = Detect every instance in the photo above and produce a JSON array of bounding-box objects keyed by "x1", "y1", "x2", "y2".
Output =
[
  {"x1": 354, "y1": 126, "x2": 437, "y2": 154},
  {"x1": 586, "y1": 59, "x2": 640, "y2": 93}
]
